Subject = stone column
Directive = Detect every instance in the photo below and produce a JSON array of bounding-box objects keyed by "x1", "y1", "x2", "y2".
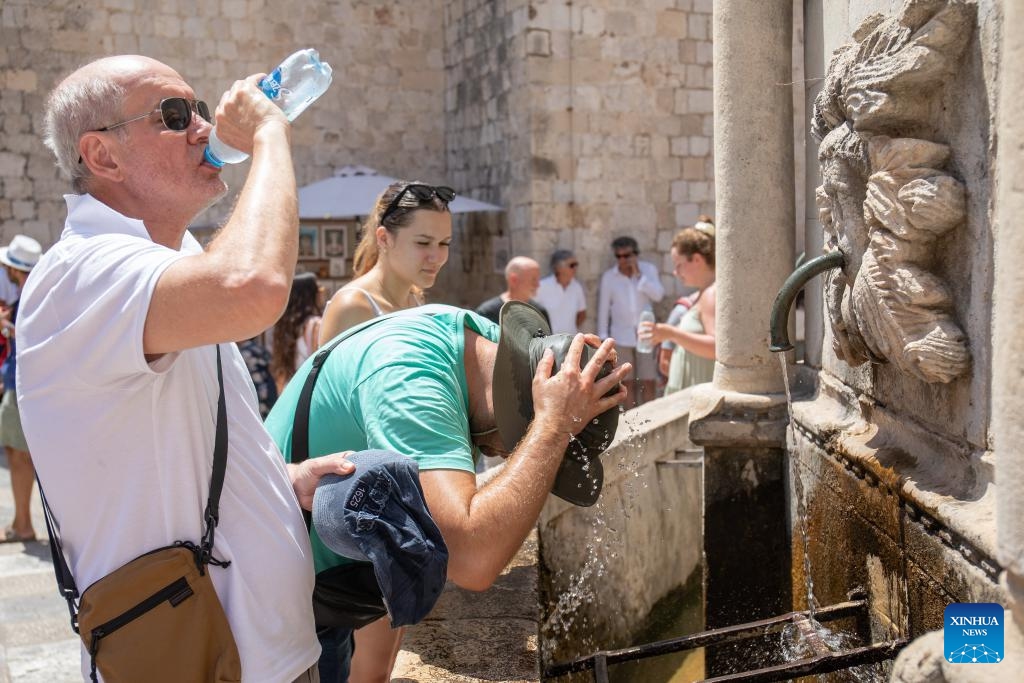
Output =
[
  {"x1": 689, "y1": 1, "x2": 795, "y2": 675},
  {"x1": 712, "y1": 0, "x2": 796, "y2": 394}
]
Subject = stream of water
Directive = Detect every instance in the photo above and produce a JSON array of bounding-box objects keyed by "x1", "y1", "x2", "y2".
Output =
[
  {"x1": 541, "y1": 407, "x2": 657, "y2": 665},
  {"x1": 777, "y1": 355, "x2": 889, "y2": 683},
  {"x1": 780, "y1": 354, "x2": 819, "y2": 616}
]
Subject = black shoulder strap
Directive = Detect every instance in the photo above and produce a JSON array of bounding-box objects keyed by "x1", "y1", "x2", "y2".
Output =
[
  {"x1": 289, "y1": 310, "x2": 425, "y2": 527},
  {"x1": 37, "y1": 479, "x2": 80, "y2": 633},
  {"x1": 290, "y1": 335, "x2": 346, "y2": 468},
  {"x1": 290, "y1": 334, "x2": 347, "y2": 529},
  {"x1": 198, "y1": 345, "x2": 229, "y2": 569},
  {"x1": 39, "y1": 344, "x2": 229, "y2": 630}
]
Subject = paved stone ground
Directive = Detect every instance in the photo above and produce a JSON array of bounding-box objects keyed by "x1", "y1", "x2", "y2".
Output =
[
  {"x1": 0, "y1": 457, "x2": 539, "y2": 682},
  {"x1": 0, "y1": 453, "x2": 81, "y2": 682}
]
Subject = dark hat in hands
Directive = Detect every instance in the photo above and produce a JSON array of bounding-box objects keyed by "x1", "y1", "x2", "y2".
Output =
[
  {"x1": 312, "y1": 449, "x2": 448, "y2": 627},
  {"x1": 492, "y1": 301, "x2": 619, "y2": 507}
]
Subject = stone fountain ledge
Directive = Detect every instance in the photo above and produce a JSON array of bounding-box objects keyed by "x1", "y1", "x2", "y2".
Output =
[
  {"x1": 538, "y1": 391, "x2": 702, "y2": 666},
  {"x1": 789, "y1": 371, "x2": 1001, "y2": 599}
]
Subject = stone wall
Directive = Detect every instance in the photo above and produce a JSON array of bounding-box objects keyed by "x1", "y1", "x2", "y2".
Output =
[
  {"x1": 0, "y1": 0, "x2": 447, "y2": 243},
  {"x1": 523, "y1": 0, "x2": 715, "y2": 325},
  {"x1": 2, "y1": 0, "x2": 716, "y2": 327},
  {"x1": 790, "y1": 0, "x2": 1007, "y2": 662},
  {"x1": 431, "y1": 0, "x2": 531, "y2": 307}
]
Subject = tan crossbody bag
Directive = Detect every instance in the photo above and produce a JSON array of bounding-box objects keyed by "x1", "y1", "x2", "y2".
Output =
[{"x1": 39, "y1": 346, "x2": 241, "y2": 682}]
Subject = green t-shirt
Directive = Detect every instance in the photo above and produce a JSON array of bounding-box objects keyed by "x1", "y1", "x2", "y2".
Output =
[{"x1": 264, "y1": 304, "x2": 500, "y2": 574}]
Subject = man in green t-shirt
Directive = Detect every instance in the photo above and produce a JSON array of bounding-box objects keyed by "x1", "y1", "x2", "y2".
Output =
[{"x1": 265, "y1": 302, "x2": 629, "y2": 683}]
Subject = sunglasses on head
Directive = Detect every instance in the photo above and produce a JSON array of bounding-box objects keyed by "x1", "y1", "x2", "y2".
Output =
[
  {"x1": 380, "y1": 184, "x2": 456, "y2": 224},
  {"x1": 96, "y1": 97, "x2": 211, "y2": 133}
]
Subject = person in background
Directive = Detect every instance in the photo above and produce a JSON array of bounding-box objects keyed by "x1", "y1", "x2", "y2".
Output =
[
  {"x1": 597, "y1": 236, "x2": 665, "y2": 407},
  {"x1": 238, "y1": 335, "x2": 278, "y2": 419},
  {"x1": 0, "y1": 235, "x2": 41, "y2": 544},
  {"x1": 316, "y1": 181, "x2": 454, "y2": 682},
  {"x1": 0, "y1": 266, "x2": 17, "y2": 380},
  {"x1": 640, "y1": 217, "x2": 717, "y2": 394},
  {"x1": 534, "y1": 248, "x2": 587, "y2": 335},
  {"x1": 319, "y1": 182, "x2": 453, "y2": 345},
  {"x1": 657, "y1": 292, "x2": 697, "y2": 380},
  {"x1": 475, "y1": 256, "x2": 550, "y2": 326},
  {"x1": 271, "y1": 272, "x2": 323, "y2": 393},
  {"x1": 20, "y1": 54, "x2": 352, "y2": 682}
]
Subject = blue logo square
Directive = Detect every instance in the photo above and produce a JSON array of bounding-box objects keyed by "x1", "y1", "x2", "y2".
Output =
[{"x1": 944, "y1": 603, "x2": 1004, "y2": 664}]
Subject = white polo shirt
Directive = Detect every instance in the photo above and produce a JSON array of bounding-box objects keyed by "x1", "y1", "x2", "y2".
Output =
[
  {"x1": 16, "y1": 194, "x2": 320, "y2": 682},
  {"x1": 535, "y1": 274, "x2": 587, "y2": 335}
]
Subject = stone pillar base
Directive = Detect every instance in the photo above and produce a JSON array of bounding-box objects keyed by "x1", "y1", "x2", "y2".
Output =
[
  {"x1": 688, "y1": 384, "x2": 789, "y2": 449},
  {"x1": 689, "y1": 385, "x2": 792, "y2": 675}
]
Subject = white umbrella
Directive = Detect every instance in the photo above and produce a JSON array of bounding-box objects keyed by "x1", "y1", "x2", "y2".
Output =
[{"x1": 298, "y1": 165, "x2": 503, "y2": 220}]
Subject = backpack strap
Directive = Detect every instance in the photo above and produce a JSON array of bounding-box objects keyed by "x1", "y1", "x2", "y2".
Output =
[
  {"x1": 289, "y1": 309, "x2": 431, "y2": 527},
  {"x1": 290, "y1": 330, "x2": 365, "y2": 529}
]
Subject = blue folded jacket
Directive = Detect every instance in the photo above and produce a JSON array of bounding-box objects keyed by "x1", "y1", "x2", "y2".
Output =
[{"x1": 312, "y1": 449, "x2": 449, "y2": 627}]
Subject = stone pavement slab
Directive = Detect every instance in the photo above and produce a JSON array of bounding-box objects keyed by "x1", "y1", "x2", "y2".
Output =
[
  {"x1": 1, "y1": 456, "x2": 540, "y2": 682},
  {"x1": 0, "y1": 453, "x2": 80, "y2": 682},
  {"x1": 392, "y1": 532, "x2": 539, "y2": 682}
]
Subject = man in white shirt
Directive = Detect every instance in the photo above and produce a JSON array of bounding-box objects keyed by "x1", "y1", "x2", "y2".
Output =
[
  {"x1": 597, "y1": 236, "x2": 665, "y2": 407},
  {"x1": 535, "y1": 249, "x2": 588, "y2": 335},
  {"x1": 18, "y1": 55, "x2": 352, "y2": 683}
]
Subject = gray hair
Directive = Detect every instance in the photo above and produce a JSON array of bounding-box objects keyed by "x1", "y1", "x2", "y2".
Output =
[
  {"x1": 43, "y1": 72, "x2": 127, "y2": 193},
  {"x1": 550, "y1": 248, "x2": 575, "y2": 272}
]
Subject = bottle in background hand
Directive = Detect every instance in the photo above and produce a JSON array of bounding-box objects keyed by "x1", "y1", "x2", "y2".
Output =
[
  {"x1": 636, "y1": 309, "x2": 656, "y2": 353},
  {"x1": 204, "y1": 48, "x2": 334, "y2": 168}
]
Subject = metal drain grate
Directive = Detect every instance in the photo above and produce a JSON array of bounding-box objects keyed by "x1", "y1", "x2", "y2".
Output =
[{"x1": 543, "y1": 598, "x2": 907, "y2": 682}]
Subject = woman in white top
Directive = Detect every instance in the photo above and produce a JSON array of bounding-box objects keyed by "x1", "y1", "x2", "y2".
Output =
[
  {"x1": 319, "y1": 181, "x2": 454, "y2": 345},
  {"x1": 270, "y1": 272, "x2": 322, "y2": 393},
  {"x1": 316, "y1": 181, "x2": 453, "y2": 683}
]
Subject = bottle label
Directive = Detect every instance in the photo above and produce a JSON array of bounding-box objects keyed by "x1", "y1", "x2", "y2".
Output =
[{"x1": 261, "y1": 68, "x2": 283, "y2": 101}]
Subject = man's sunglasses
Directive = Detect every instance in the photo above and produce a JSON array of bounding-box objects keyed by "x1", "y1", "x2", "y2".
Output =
[
  {"x1": 380, "y1": 184, "x2": 456, "y2": 224},
  {"x1": 615, "y1": 251, "x2": 637, "y2": 259},
  {"x1": 96, "y1": 97, "x2": 211, "y2": 133},
  {"x1": 79, "y1": 98, "x2": 211, "y2": 164}
]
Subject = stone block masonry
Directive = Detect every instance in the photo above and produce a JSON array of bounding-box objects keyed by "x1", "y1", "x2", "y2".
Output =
[
  {"x1": 428, "y1": 0, "x2": 716, "y2": 322},
  {"x1": 0, "y1": 0, "x2": 447, "y2": 246},
  {"x1": 3, "y1": 0, "x2": 715, "y2": 325}
]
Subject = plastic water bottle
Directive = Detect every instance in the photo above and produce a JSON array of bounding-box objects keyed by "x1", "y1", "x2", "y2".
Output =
[
  {"x1": 203, "y1": 48, "x2": 333, "y2": 168},
  {"x1": 636, "y1": 309, "x2": 656, "y2": 353}
]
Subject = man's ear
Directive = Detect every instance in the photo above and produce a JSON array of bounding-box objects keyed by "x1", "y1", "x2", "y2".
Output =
[{"x1": 78, "y1": 132, "x2": 125, "y2": 183}]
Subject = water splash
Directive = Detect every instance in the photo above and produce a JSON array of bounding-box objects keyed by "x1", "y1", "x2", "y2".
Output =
[
  {"x1": 779, "y1": 354, "x2": 818, "y2": 616},
  {"x1": 541, "y1": 503, "x2": 617, "y2": 663},
  {"x1": 780, "y1": 618, "x2": 889, "y2": 682},
  {"x1": 542, "y1": 405, "x2": 657, "y2": 663}
]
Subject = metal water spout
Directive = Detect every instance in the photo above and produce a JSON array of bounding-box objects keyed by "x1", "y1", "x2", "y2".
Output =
[{"x1": 769, "y1": 251, "x2": 846, "y2": 352}]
